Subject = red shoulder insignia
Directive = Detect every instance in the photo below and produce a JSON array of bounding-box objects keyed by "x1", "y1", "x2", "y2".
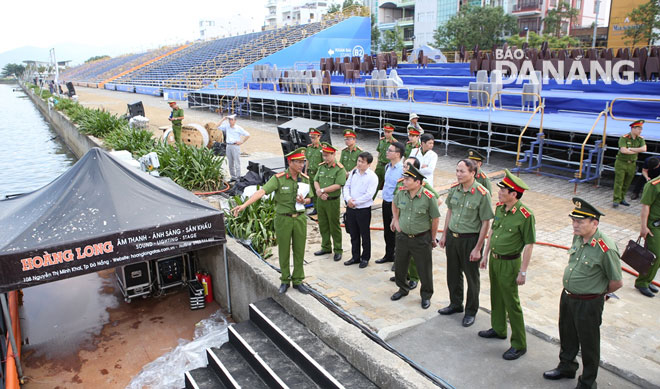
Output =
[
  {"x1": 511, "y1": 206, "x2": 517, "y2": 214},
  {"x1": 275, "y1": 172, "x2": 286, "y2": 178},
  {"x1": 307, "y1": 143, "x2": 313, "y2": 147},
  {"x1": 398, "y1": 185, "x2": 405, "y2": 191},
  {"x1": 424, "y1": 189, "x2": 433, "y2": 199},
  {"x1": 300, "y1": 172, "x2": 309, "y2": 179},
  {"x1": 496, "y1": 201, "x2": 503, "y2": 206},
  {"x1": 337, "y1": 162, "x2": 344, "y2": 169},
  {"x1": 520, "y1": 206, "x2": 531, "y2": 218},
  {"x1": 590, "y1": 238, "x2": 597, "y2": 247},
  {"x1": 477, "y1": 186, "x2": 487, "y2": 195},
  {"x1": 318, "y1": 161, "x2": 326, "y2": 166},
  {"x1": 597, "y1": 238, "x2": 609, "y2": 253},
  {"x1": 450, "y1": 182, "x2": 459, "y2": 188},
  {"x1": 397, "y1": 177, "x2": 404, "y2": 183},
  {"x1": 652, "y1": 177, "x2": 660, "y2": 185},
  {"x1": 623, "y1": 134, "x2": 630, "y2": 138},
  {"x1": 356, "y1": 146, "x2": 363, "y2": 151},
  {"x1": 639, "y1": 135, "x2": 644, "y2": 139},
  {"x1": 471, "y1": 187, "x2": 475, "y2": 194}
]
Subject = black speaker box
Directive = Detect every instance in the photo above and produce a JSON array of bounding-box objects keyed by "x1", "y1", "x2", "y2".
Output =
[
  {"x1": 66, "y1": 82, "x2": 76, "y2": 97},
  {"x1": 127, "y1": 101, "x2": 145, "y2": 118}
]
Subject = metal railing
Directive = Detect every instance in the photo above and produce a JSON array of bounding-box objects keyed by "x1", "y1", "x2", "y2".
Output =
[
  {"x1": 609, "y1": 97, "x2": 660, "y2": 124},
  {"x1": 515, "y1": 100, "x2": 544, "y2": 168},
  {"x1": 577, "y1": 109, "x2": 608, "y2": 182}
]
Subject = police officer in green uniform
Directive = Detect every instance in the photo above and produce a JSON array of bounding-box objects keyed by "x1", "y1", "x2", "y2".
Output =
[
  {"x1": 479, "y1": 169, "x2": 535, "y2": 361},
  {"x1": 390, "y1": 165, "x2": 441, "y2": 309},
  {"x1": 375, "y1": 123, "x2": 397, "y2": 191},
  {"x1": 404, "y1": 126, "x2": 421, "y2": 158},
  {"x1": 340, "y1": 129, "x2": 362, "y2": 175},
  {"x1": 168, "y1": 101, "x2": 184, "y2": 143},
  {"x1": 613, "y1": 120, "x2": 646, "y2": 208},
  {"x1": 635, "y1": 175, "x2": 660, "y2": 297},
  {"x1": 439, "y1": 158, "x2": 494, "y2": 327},
  {"x1": 543, "y1": 198, "x2": 622, "y2": 388},
  {"x1": 232, "y1": 147, "x2": 312, "y2": 294},
  {"x1": 305, "y1": 128, "x2": 324, "y2": 215},
  {"x1": 467, "y1": 148, "x2": 492, "y2": 194},
  {"x1": 313, "y1": 143, "x2": 347, "y2": 262}
]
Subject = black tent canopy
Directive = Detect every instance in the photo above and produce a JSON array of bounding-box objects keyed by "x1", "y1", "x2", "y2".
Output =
[{"x1": 0, "y1": 148, "x2": 225, "y2": 293}]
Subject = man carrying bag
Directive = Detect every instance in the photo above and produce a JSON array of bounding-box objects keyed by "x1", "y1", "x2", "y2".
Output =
[{"x1": 634, "y1": 175, "x2": 660, "y2": 297}]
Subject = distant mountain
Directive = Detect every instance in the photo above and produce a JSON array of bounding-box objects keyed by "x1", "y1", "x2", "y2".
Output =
[{"x1": 0, "y1": 43, "x2": 144, "y2": 69}]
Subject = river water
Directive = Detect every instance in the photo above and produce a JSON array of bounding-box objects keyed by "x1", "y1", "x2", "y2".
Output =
[{"x1": 0, "y1": 83, "x2": 76, "y2": 198}]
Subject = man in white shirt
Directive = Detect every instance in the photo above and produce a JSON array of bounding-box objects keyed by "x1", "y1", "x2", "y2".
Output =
[
  {"x1": 343, "y1": 152, "x2": 378, "y2": 268},
  {"x1": 409, "y1": 133, "x2": 438, "y2": 187},
  {"x1": 218, "y1": 114, "x2": 250, "y2": 182}
]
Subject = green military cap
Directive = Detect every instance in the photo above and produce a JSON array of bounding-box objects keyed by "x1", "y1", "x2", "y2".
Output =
[
  {"x1": 285, "y1": 147, "x2": 306, "y2": 161},
  {"x1": 407, "y1": 125, "x2": 421, "y2": 136},
  {"x1": 403, "y1": 164, "x2": 425, "y2": 181},
  {"x1": 167, "y1": 100, "x2": 176, "y2": 105},
  {"x1": 343, "y1": 129, "x2": 357, "y2": 138},
  {"x1": 309, "y1": 127, "x2": 322, "y2": 136},
  {"x1": 569, "y1": 197, "x2": 604, "y2": 220},
  {"x1": 321, "y1": 142, "x2": 337, "y2": 153},
  {"x1": 630, "y1": 119, "x2": 644, "y2": 128},
  {"x1": 497, "y1": 169, "x2": 529, "y2": 193},
  {"x1": 467, "y1": 148, "x2": 486, "y2": 162},
  {"x1": 383, "y1": 123, "x2": 395, "y2": 131}
]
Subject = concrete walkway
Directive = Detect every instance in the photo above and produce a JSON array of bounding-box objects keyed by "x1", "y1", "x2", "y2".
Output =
[{"x1": 76, "y1": 87, "x2": 659, "y2": 388}]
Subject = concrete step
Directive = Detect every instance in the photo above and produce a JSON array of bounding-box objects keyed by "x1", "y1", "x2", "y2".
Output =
[
  {"x1": 252, "y1": 298, "x2": 376, "y2": 388},
  {"x1": 184, "y1": 367, "x2": 226, "y2": 389},
  {"x1": 210, "y1": 343, "x2": 269, "y2": 389},
  {"x1": 231, "y1": 320, "x2": 318, "y2": 387}
]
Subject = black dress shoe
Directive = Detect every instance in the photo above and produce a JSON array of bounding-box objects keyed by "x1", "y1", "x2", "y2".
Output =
[
  {"x1": 391, "y1": 291, "x2": 408, "y2": 301},
  {"x1": 408, "y1": 280, "x2": 418, "y2": 290},
  {"x1": 438, "y1": 305, "x2": 464, "y2": 315},
  {"x1": 462, "y1": 315, "x2": 475, "y2": 327},
  {"x1": 649, "y1": 284, "x2": 659, "y2": 293},
  {"x1": 314, "y1": 249, "x2": 331, "y2": 256},
  {"x1": 359, "y1": 260, "x2": 368, "y2": 268},
  {"x1": 375, "y1": 257, "x2": 394, "y2": 264},
  {"x1": 620, "y1": 200, "x2": 630, "y2": 206},
  {"x1": 391, "y1": 263, "x2": 395, "y2": 271},
  {"x1": 502, "y1": 347, "x2": 526, "y2": 360},
  {"x1": 344, "y1": 258, "x2": 359, "y2": 266},
  {"x1": 309, "y1": 209, "x2": 318, "y2": 215},
  {"x1": 333, "y1": 253, "x2": 342, "y2": 261},
  {"x1": 478, "y1": 328, "x2": 506, "y2": 339},
  {"x1": 293, "y1": 284, "x2": 309, "y2": 294},
  {"x1": 278, "y1": 284, "x2": 289, "y2": 294},
  {"x1": 612, "y1": 202, "x2": 619, "y2": 208},
  {"x1": 421, "y1": 299, "x2": 430, "y2": 309},
  {"x1": 389, "y1": 276, "x2": 396, "y2": 282},
  {"x1": 543, "y1": 368, "x2": 576, "y2": 380},
  {"x1": 636, "y1": 286, "x2": 655, "y2": 297}
]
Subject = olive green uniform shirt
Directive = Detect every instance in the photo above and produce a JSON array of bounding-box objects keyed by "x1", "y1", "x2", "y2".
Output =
[
  {"x1": 305, "y1": 144, "x2": 323, "y2": 176},
  {"x1": 404, "y1": 140, "x2": 420, "y2": 159},
  {"x1": 641, "y1": 178, "x2": 660, "y2": 226},
  {"x1": 490, "y1": 200, "x2": 536, "y2": 255},
  {"x1": 394, "y1": 178, "x2": 438, "y2": 197},
  {"x1": 563, "y1": 229, "x2": 622, "y2": 294},
  {"x1": 170, "y1": 108, "x2": 184, "y2": 126},
  {"x1": 340, "y1": 146, "x2": 361, "y2": 172},
  {"x1": 616, "y1": 133, "x2": 645, "y2": 162},
  {"x1": 376, "y1": 136, "x2": 397, "y2": 164},
  {"x1": 475, "y1": 168, "x2": 492, "y2": 194},
  {"x1": 262, "y1": 169, "x2": 311, "y2": 214},
  {"x1": 314, "y1": 161, "x2": 347, "y2": 190},
  {"x1": 393, "y1": 186, "x2": 441, "y2": 235},
  {"x1": 446, "y1": 181, "x2": 494, "y2": 233}
]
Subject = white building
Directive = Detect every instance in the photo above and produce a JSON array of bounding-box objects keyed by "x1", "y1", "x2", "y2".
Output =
[{"x1": 265, "y1": 0, "x2": 342, "y2": 30}]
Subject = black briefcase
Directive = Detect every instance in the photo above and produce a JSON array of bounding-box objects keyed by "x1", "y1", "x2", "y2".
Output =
[{"x1": 621, "y1": 238, "x2": 656, "y2": 274}]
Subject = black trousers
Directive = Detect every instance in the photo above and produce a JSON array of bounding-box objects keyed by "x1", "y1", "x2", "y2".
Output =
[
  {"x1": 382, "y1": 200, "x2": 396, "y2": 261},
  {"x1": 346, "y1": 207, "x2": 372, "y2": 261}
]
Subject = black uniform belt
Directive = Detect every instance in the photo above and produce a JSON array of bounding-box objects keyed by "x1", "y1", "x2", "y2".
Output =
[
  {"x1": 281, "y1": 212, "x2": 303, "y2": 218},
  {"x1": 492, "y1": 253, "x2": 520, "y2": 260},
  {"x1": 402, "y1": 230, "x2": 430, "y2": 238},
  {"x1": 617, "y1": 159, "x2": 634, "y2": 164},
  {"x1": 563, "y1": 289, "x2": 604, "y2": 300},
  {"x1": 324, "y1": 195, "x2": 340, "y2": 200},
  {"x1": 448, "y1": 229, "x2": 479, "y2": 239}
]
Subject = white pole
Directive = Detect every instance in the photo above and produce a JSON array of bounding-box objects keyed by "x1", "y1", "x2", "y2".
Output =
[{"x1": 591, "y1": 0, "x2": 601, "y2": 48}]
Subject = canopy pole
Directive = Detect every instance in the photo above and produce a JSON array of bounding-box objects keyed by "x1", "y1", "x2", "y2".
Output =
[
  {"x1": 1, "y1": 292, "x2": 24, "y2": 379},
  {"x1": 223, "y1": 244, "x2": 232, "y2": 315}
]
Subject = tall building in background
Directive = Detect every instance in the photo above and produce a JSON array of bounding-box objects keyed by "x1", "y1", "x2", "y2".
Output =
[
  {"x1": 265, "y1": 0, "x2": 342, "y2": 30},
  {"x1": 607, "y1": 0, "x2": 647, "y2": 47}
]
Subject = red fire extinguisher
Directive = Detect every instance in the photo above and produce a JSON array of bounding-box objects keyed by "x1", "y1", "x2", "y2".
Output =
[{"x1": 196, "y1": 271, "x2": 214, "y2": 304}]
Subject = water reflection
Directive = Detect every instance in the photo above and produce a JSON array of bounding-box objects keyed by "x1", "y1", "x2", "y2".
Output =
[{"x1": 0, "y1": 83, "x2": 76, "y2": 198}]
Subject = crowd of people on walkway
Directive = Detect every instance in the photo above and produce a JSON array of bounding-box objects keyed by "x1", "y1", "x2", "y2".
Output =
[{"x1": 231, "y1": 113, "x2": 658, "y2": 389}]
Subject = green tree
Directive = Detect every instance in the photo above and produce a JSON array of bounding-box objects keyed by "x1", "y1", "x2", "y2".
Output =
[
  {"x1": 543, "y1": 1, "x2": 579, "y2": 37},
  {"x1": 327, "y1": 3, "x2": 340, "y2": 13},
  {"x1": 624, "y1": 0, "x2": 660, "y2": 47},
  {"x1": 371, "y1": 15, "x2": 381, "y2": 52},
  {"x1": 342, "y1": 0, "x2": 359, "y2": 9},
  {"x1": 433, "y1": 5, "x2": 518, "y2": 50},
  {"x1": 85, "y1": 55, "x2": 110, "y2": 63},
  {"x1": 1, "y1": 63, "x2": 26, "y2": 78},
  {"x1": 507, "y1": 31, "x2": 579, "y2": 48},
  {"x1": 381, "y1": 26, "x2": 405, "y2": 52}
]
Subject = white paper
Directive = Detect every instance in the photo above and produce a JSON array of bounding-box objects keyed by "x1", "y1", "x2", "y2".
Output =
[{"x1": 296, "y1": 183, "x2": 310, "y2": 211}]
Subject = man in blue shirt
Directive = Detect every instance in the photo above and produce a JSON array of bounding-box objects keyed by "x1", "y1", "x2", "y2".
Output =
[{"x1": 376, "y1": 141, "x2": 406, "y2": 265}]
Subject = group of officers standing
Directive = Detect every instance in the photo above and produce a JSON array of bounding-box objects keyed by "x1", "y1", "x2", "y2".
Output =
[{"x1": 232, "y1": 114, "x2": 659, "y2": 389}]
